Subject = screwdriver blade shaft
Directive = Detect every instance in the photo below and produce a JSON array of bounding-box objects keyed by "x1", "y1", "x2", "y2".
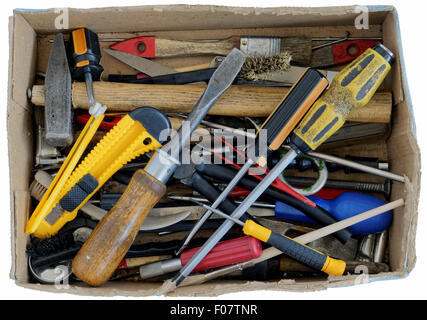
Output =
[
  {"x1": 175, "y1": 158, "x2": 254, "y2": 255},
  {"x1": 173, "y1": 148, "x2": 298, "y2": 284}
]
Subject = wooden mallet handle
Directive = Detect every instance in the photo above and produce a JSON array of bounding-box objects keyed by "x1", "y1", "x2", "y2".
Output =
[{"x1": 30, "y1": 82, "x2": 392, "y2": 123}]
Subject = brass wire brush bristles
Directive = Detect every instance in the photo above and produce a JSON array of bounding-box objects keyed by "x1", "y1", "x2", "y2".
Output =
[{"x1": 238, "y1": 52, "x2": 292, "y2": 81}]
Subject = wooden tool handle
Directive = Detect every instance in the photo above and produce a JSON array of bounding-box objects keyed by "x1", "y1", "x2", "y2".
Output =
[
  {"x1": 31, "y1": 83, "x2": 392, "y2": 123},
  {"x1": 72, "y1": 169, "x2": 166, "y2": 287},
  {"x1": 279, "y1": 36, "x2": 312, "y2": 66},
  {"x1": 154, "y1": 37, "x2": 240, "y2": 57}
]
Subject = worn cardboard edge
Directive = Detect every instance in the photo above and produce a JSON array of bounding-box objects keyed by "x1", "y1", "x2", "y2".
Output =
[
  {"x1": 8, "y1": 14, "x2": 16, "y2": 282},
  {"x1": 15, "y1": 5, "x2": 393, "y2": 33},
  {"x1": 403, "y1": 174, "x2": 419, "y2": 273},
  {"x1": 11, "y1": 191, "x2": 31, "y2": 283},
  {"x1": 384, "y1": 7, "x2": 420, "y2": 274},
  {"x1": 7, "y1": 13, "x2": 36, "y2": 282},
  {"x1": 15, "y1": 271, "x2": 407, "y2": 297},
  {"x1": 7, "y1": 5, "x2": 419, "y2": 296},
  {"x1": 390, "y1": 9, "x2": 417, "y2": 137},
  {"x1": 10, "y1": 14, "x2": 36, "y2": 110}
]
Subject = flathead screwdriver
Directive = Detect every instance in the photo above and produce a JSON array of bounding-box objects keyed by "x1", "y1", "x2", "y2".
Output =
[
  {"x1": 191, "y1": 200, "x2": 346, "y2": 276},
  {"x1": 174, "y1": 68, "x2": 329, "y2": 255},
  {"x1": 170, "y1": 44, "x2": 395, "y2": 288}
]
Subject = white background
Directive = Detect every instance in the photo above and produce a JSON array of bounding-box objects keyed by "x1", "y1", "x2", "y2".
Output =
[{"x1": 0, "y1": 0, "x2": 426, "y2": 300}]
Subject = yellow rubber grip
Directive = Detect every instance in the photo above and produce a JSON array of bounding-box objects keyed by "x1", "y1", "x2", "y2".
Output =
[
  {"x1": 72, "y1": 28, "x2": 88, "y2": 55},
  {"x1": 242, "y1": 220, "x2": 271, "y2": 243},
  {"x1": 321, "y1": 256, "x2": 346, "y2": 276},
  {"x1": 243, "y1": 220, "x2": 346, "y2": 276},
  {"x1": 26, "y1": 114, "x2": 104, "y2": 235},
  {"x1": 31, "y1": 114, "x2": 162, "y2": 239},
  {"x1": 294, "y1": 47, "x2": 392, "y2": 150}
]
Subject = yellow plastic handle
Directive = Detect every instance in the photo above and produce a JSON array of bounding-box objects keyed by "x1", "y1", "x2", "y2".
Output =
[
  {"x1": 243, "y1": 220, "x2": 346, "y2": 276},
  {"x1": 29, "y1": 114, "x2": 161, "y2": 239},
  {"x1": 26, "y1": 114, "x2": 104, "y2": 235},
  {"x1": 294, "y1": 47, "x2": 392, "y2": 151}
]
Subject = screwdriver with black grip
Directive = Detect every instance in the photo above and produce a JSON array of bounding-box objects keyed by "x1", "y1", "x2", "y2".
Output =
[
  {"x1": 174, "y1": 68, "x2": 329, "y2": 255},
  {"x1": 69, "y1": 28, "x2": 104, "y2": 107},
  {"x1": 196, "y1": 163, "x2": 353, "y2": 241},
  {"x1": 170, "y1": 44, "x2": 394, "y2": 288},
  {"x1": 192, "y1": 200, "x2": 346, "y2": 276}
]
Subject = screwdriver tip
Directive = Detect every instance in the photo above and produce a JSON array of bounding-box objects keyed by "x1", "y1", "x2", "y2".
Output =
[{"x1": 157, "y1": 279, "x2": 178, "y2": 295}]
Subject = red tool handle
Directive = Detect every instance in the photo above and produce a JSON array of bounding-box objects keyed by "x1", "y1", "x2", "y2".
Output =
[
  {"x1": 76, "y1": 114, "x2": 123, "y2": 130},
  {"x1": 110, "y1": 36, "x2": 157, "y2": 57},
  {"x1": 214, "y1": 136, "x2": 316, "y2": 207},
  {"x1": 180, "y1": 236, "x2": 262, "y2": 272},
  {"x1": 332, "y1": 40, "x2": 380, "y2": 65},
  {"x1": 312, "y1": 188, "x2": 347, "y2": 200}
]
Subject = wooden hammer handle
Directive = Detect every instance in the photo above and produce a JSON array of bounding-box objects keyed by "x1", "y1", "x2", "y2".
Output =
[
  {"x1": 30, "y1": 82, "x2": 392, "y2": 123},
  {"x1": 72, "y1": 169, "x2": 166, "y2": 287}
]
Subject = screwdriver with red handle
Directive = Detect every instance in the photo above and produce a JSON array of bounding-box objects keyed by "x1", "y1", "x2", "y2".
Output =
[{"x1": 138, "y1": 236, "x2": 262, "y2": 279}]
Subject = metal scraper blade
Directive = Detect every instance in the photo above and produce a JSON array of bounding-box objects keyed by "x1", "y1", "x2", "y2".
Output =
[
  {"x1": 44, "y1": 33, "x2": 73, "y2": 147},
  {"x1": 104, "y1": 48, "x2": 176, "y2": 76}
]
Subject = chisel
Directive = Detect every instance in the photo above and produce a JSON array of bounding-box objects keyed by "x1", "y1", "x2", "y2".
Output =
[
  {"x1": 169, "y1": 44, "x2": 394, "y2": 288},
  {"x1": 72, "y1": 48, "x2": 246, "y2": 287}
]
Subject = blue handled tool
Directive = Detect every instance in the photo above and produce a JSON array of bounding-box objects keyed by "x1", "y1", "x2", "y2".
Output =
[{"x1": 275, "y1": 192, "x2": 392, "y2": 235}]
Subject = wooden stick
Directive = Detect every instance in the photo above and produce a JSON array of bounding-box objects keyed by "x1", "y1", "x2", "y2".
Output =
[{"x1": 30, "y1": 82, "x2": 392, "y2": 123}]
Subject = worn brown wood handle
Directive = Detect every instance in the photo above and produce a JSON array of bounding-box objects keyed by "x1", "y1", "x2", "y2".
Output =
[
  {"x1": 72, "y1": 169, "x2": 166, "y2": 287},
  {"x1": 31, "y1": 83, "x2": 392, "y2": 123}
]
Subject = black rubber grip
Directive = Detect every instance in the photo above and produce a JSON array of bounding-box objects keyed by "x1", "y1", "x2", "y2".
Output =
[
  {"x1": 261, "y1": 69, "x2": 326, "y2": 146},
  {"x1": 267, "y1": 232, "x2": 327, "y2": 271},
  {"x1": 109, "y1": 68, "x2": 216, "y2": 85},
  {"x1": 188, "y1": 172, "x2": 254, "y2": 223},
  {"x1": 60, "y1": 174, "x2": 99, "y2": 212},
  {"x1": 129, "y1": 107, "x2": 171, "y2": 144},
  {"x1": 196, "y1": 163, "x2": 352, "y2": 244},
  {"x1": 69, "y1": 28, "x2": 103, "y2": 81},
  {"x1": 254, "y1": 69, "x2": 327, "y2": 156}
]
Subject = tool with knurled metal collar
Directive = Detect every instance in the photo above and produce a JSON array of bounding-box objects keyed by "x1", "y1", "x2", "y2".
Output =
[{"x1": 71, "y1": 49, "x2": 247, "y2": 287}]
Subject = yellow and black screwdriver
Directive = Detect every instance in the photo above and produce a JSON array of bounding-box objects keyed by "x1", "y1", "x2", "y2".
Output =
[
  {"x1": 191, "y1": 200, "x2": 346, "y2": 276},
  {"x1": 171, "y1": 43, "x2": 395, "y2": 287},
  {"x1": 69, "y1": 28, "x2": 104, "y2": 107}
]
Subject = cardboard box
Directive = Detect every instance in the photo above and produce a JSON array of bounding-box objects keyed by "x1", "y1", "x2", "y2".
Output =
[{"x1": 7, "y1": 5, "x2": 420, "y2": 296}]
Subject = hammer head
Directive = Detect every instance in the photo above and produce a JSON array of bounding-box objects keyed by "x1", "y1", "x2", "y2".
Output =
[{"x1": 44, "y1": 33, "x2": 73, "y2": 147}]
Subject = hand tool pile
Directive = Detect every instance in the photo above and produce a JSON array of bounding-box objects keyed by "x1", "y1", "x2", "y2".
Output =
[{"x1": 26, "y1": 27, "x2": 405, "y2": 292}]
